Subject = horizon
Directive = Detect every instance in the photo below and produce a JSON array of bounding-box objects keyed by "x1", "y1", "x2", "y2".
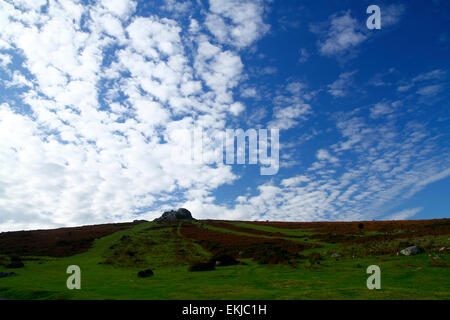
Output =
[
  {"x1": 1, "y1": 0, "x2": 450, "y2": 232},
  {"x1": 2, "y1": 213, "x2": 449, "y2": 233}
]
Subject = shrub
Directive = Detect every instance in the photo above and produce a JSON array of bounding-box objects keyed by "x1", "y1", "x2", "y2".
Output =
[
  {"x1": 188, "y1": 261, "x2": 215, "y2": 272},
  {"x1": 126, "y1": 250, "x2": 136, "y2": 256},
  {"x1": 120, "y1": 235, "x2": 130, "y2": 242},
  {"x1": 0, "y1": 255, "x2": 9, "y2": 266},
  {"x1": 137, "y1": 269, "x2": 154, "y2": 277},
  {"x1": 7, "y1": 261, "x2": 24, "y2": 268},
  {"x1": 6, "y1": 255, "x2": 24, "y2": 268},
  {"x1": 252, "y1": 246, "x2": 299, "y2": 265},
  {"x1": 358, "y1": 223, "x2": 364, "y2": 231}
]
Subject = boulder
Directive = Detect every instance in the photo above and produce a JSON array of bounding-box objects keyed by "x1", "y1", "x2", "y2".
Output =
[
  {"x1": 209, "y1": 254, "x2": 239, "y2": 267},
  {"x1": 137, "y1": 269, "x2": 154, "y2": 278},
  {"x1": 400, "y1": 246, "x2": 423, "y2": 256},
  {"x1": 0, "y1": 272, "x2": 16, "y2": 278},
  {"x1": 331, "y1": 253, "x2": 341, "y2": 258},
  {"x1": 154, "y1": 208, "x2": 195, "y2": 222}
]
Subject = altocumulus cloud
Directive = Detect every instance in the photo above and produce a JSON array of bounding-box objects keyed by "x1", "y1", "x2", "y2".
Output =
[{"x1": 0, "y1": 0, "x2": 267, "y2": 231}]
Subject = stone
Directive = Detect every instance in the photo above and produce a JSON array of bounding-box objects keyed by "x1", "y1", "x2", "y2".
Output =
[
  {"x1": 137, "y1": 269, "x2": 154, "y2": 278},
  {"x1": 0, "y1": 272, "x2": 16, "y2": 278},
  {"x1": 400, "y1": 246, "x2": 423, "y2": 256},
  {"x1": 331, "y1": 253, "x2": 341, "y2": 258}
]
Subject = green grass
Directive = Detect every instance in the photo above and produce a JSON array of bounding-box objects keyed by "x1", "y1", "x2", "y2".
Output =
[{"x1": 0, "y1": 221, "x2": 449, "y2": 300}]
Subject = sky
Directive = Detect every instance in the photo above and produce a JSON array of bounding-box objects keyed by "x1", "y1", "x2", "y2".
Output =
[{"x1": 0, "y1": 0, "x2": 449, "y2": 231}]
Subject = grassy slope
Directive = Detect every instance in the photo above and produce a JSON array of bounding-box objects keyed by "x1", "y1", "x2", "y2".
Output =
[{"x1": 0, "y1": 221, "x2": 449, "y2": 300}]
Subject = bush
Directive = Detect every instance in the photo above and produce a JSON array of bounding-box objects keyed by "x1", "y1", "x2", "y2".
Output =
[
  {"x1": 188, "y1": 261, "x2": 215, "y2": 272},
  {"x1": 358, "y1": 223, "x2": 364, "y2": 230},
  {"x1": 7, "y1": 261, "x2": 24, "y2": 268},
  {"x1": 252, "y1": 246, "x2": 299, "y2": 265},
  {"x1": 6, "y1": 255, "x2": 24, "y2": 268},
  {"x1": 137, "y1": 269, "x2": 154, "y2": 277},
  {"x1": 0, "y1": 255, "x2": 9, "y2": 266}
]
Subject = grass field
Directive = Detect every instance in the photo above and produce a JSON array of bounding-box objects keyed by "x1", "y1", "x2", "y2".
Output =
[{"x1": 0, "y1": 219, "x2": 449, "y2": 299}]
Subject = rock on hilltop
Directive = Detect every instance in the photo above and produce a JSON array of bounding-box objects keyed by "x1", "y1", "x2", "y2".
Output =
[{"x1": 153, "y1": 208, "x2": 195, "y2": 222}]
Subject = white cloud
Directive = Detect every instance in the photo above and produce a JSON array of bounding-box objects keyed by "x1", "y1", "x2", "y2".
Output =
[
  {"x1": 240, "y1": 87, "x2": 258, "y2": 98},
  {"x1": 269, "y1": 82, "x2": 312, "y2": 130},
  {"x1": 370, "y1": 102, "x2": 394, "y2": 118},
  {"x1": 412, "y1": 69, "x2": 445, "y2": 82},
  {"x1": 313, "y1": 6, "x2": 404, "y2": 59},
  {"x1": 382, "y1": 4, "x2": 406, "y2": 28},
  {"x1": 316, "y1": 149, "x2": 338, "y2": 163},
  {"x1": 299, "y1": 48, "x2": 309, "y2": 63},
  {"x1": 397, "y1": 69, "x2": 446, "y2": 93},
  {"x1": 5, "y1": 70, "x2": 34, "y2": 88},
  {"x1": 384, "y1": 207, "x2": 422, "y2": 220},
  {"x1": 127, "y1": 16, "x2": 181, "y2": 58},
  {"x1": 101, "y1": 0, "x2": 136, "y2": 19},
  {"x1": 161, "y1": 0, "x2": 193, "y2": 16},
  {"x1": 194, "y1": 38, "x2": 244, "y2": 104},
  {"x1": 205, "y1": 0, "x2": 270, "y2": 49},
  {"x1": 312, "y1": 11, "x2": 367, "y2": 57},
  {"x1": 0, "y1": 53, "x2": 12, "y2": 69},
  {"x1": 417, "y1": 84, "x2": 442, "y2": 96},
  {"x1": 328, "y1": 71, "x2": 356, "y2": 97},
  {"x1": 281, "y1": 175, "x2": 309, "y2": 187}
]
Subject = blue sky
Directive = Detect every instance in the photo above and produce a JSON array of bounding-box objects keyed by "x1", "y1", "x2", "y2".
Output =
[{"x1": 0, "y1": 0, "x2": 449, "y2": 231}]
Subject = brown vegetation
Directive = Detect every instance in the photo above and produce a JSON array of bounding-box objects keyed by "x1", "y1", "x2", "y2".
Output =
[
  {"x1": 179, "y1": 222, "x2": 315, "y2": 264},
  {"x1": 244, "y1": 219, "x2": 450, "y2": 244},
  {"x1": 204, "y1": 220, "x2": 304, "y2": 239},
  {"x1": 0, "y1": 222, "x2": 140, "y2": 257}
]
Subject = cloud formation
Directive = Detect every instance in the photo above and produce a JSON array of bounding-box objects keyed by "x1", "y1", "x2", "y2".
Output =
[
  {"x1": 0, "y1": 1, "x2": 448, "y2": 232},
  {"x1": 0, "y1": 0, "x2": 263, "y2": 230}
]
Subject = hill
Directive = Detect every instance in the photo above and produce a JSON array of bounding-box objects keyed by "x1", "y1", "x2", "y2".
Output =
[{"x1": 0, "y1": 217, "x2": 449, "y2": 299}]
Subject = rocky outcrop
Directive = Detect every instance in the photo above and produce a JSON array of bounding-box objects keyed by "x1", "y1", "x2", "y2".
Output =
[{"x1": 153, "y1": 208, "x2": 195, "y2": 222}]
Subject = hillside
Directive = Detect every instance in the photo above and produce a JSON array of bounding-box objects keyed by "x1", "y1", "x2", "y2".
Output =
[{"x1": 0, "y1": 218, "x2": 449, "y2": 299}]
